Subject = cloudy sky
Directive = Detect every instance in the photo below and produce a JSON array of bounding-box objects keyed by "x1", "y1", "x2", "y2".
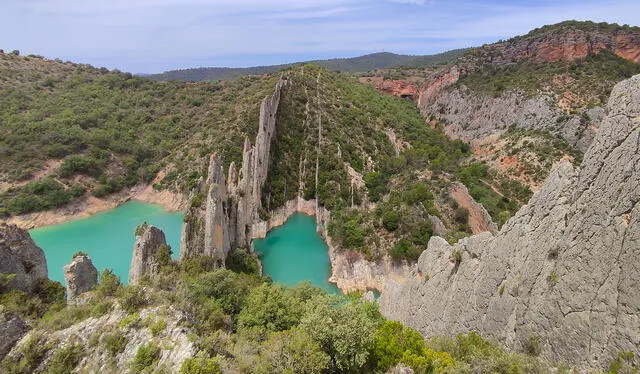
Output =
[{"x1": 1, "y1": 0, "x2": 639, "y2": 73}]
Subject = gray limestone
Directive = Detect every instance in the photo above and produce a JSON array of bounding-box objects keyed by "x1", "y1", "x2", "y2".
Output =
[
  {"x1": 380, "y1": 74, "x2": 640, "y2": 369},
  {"x1": 63, "y1": 254, "x2": 98, "y2": 302},
  {"x1": 129, "y1": 224, "x2": 167, "y2": 284},
  {"x1": 0, "y1": 223, "x2": 47, "y2": 293}
]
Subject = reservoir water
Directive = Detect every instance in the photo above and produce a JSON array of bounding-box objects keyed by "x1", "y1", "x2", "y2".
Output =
[
  {"x1": 253, "y1": 213, "x2": 340, "y2": 294},
  {"x1": 29, "y1": 201, "x2": 183, "y2": 285}
]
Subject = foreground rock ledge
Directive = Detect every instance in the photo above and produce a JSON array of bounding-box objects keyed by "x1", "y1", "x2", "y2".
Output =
[{"x1": 380, "y1": 74, "x2": 640, "y2": 369}]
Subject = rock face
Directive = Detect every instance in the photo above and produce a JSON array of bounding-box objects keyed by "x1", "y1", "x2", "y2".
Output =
[
  {"x1": 180, "y1": 78, "x2": 286, "y2": 263},
  {"x1": 449, "y1": 182, "x2": 497, "y2": 234},
  {"x1": 63, "y1": 255, "x2": 98, "y2": 302},
  {"x1": 5, "y1": 306, "x2": 193, "y2": 373},
  {"x1": 380, "y1": 74, "x2": 640, "y2": 369},
  {"x1": 358, "y1": 76, "x2": 419, "y2": 101},
  {"x1": 129, "y1": 225, "x2": 167, "y2": 284},
  {"x1": 410, "y1": 24, "x2": 640, "y2": 152},
  {"x1": 0, "y1": 308, "x2": 29, "y2": 360},
  {"x1": 0, "y1": 223, "x2": 47, "y2": 293}
]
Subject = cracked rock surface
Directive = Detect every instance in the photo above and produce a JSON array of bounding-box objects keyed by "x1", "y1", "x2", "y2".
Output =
[{"x1": 380, "y1": 74, "x2": 640, "y2": 369}]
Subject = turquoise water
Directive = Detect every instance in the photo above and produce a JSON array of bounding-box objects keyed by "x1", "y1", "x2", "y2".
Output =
[
  {"x1": 253, "y1": 213, "x2": 340, "y2": 294},
  {"x1": 29, "y1": 201, "x2": 183, "y2": 285}
]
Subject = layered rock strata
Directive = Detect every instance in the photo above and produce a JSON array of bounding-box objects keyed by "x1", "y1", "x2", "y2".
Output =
[
  {"x1": 63, "y1": 254, "x2": 98, "y2": 302},
  {"x1": 380, "y1": 74, "x2": 640, "y2": 368},
  {"x1": 0, "y1": 223, "x2": 47, "y2": 293},
  {"x1": 129, "y1": 225, "x2": 167, "y2": 284}
]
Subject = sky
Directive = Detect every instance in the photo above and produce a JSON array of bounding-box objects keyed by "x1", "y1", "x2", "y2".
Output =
[{"x1": 1, "y1": 0, "x2": 639, "y2": 73}]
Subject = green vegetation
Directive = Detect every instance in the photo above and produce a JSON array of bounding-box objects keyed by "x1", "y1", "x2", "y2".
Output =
[
  {"x1": 0, "y1": 52, "x2": 278, "y2": 215},
  {"x1": 46, "y1": 342, "x2": 85, "y2": 374},
  {"x1": 457, "y1": 162, "x2": 532, "y2": 226},
  {"x1": 455, "y1": 51, "x2": 640, "y2": 107},
  {"x1": 101, "y1": 330, "x2": 128, "y2": 357},
  {"x1": 0, "y1": 251, "x2": 596, "y2": 373},
  {"x1": 131, "y1": 342, "x2": 161, "y2": 373},
  {"x1": 150, "y1": 50, "x2": 467, "y2": 82},
  {"x1": 521, "y1": 20, "x2": 640, "y2": 39}
]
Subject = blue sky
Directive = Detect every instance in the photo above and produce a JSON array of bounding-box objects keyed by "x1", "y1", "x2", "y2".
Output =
[{"x1": 1, "y1": 0, "x2": 639, "y2": 73}]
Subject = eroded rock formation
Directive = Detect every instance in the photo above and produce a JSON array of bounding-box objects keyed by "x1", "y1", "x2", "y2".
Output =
[
  {"x1": 380, "y1": 74, "x2": 640, "y2": 368},
  {"x1": 180, "y1": 78, "x2": 287, "y2": 264},
  {"x1": 129, "y1": 224, "x2": 167, "y2": 284},
  {"x1": 63, "y1": 254, "x2": 98, "y2": 302},
  {"x1": 0, "y1": 223, "x2": 47, "y2": 293}
]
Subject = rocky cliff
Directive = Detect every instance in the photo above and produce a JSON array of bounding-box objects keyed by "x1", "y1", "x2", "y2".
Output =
[
  {"x1": 380, "y1": 74, "x2": 640, "y2": 368},
  {"x1": 180, "y1": 78, "x2": 286, "y2": 263},
  {"x1": 129, "y1": 224, "x2": 168, "y2": 284},
  {"x1": 63, "y1": 254, "x2": 98, "y2": 303},
  {"x1": 0, "y1": 223, "x2": 47, "y2": 293}
]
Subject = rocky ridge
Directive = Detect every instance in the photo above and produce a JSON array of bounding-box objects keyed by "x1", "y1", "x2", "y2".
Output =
[
  {"x1": 180, "y1": 78, "x2": 286, "y2": 264},
  {"x1": 379, "y1": 74, "x2": 640, "y2": 368}
]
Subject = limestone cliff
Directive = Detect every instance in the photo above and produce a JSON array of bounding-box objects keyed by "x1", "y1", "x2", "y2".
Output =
[
  {"x1": 380, "y1": 74, "x2": 640, "y2": 368},
  {"x1": 129, "y1": 224, "x2": 167, "y2": 284},
  {"x1": 180, "y1": 78, "x2": 286, "y2": 263},
  {"x1": 63, "y1": 254, "x2": 98, "y2": 303},
  {"x1": 0, "y1": 223, "x2": 47, "y2": 293}
]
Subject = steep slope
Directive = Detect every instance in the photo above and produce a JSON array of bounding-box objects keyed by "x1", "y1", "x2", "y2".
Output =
[
  {"x1": 363, "y1": 20, "x2": 640, "y2": 206},
  {"x1": 380, "y1": 74, "x2": 640, "y2": 369},
  {"x1": 147, "y1": 50, "x2": 468, "y2": 82}
]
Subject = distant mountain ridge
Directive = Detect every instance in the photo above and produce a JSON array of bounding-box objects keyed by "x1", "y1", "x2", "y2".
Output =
[{"x1": 148, "y1": 49, "x2": 468, "y2": 82}]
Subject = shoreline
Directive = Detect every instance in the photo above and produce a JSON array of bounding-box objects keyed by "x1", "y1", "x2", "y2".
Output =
[
  {"x1": 248, "y1": 197, "x2": 411, "y2": 295},
  {"x1": 3, "y1": 183, "x2": 187, "y2": 230}
]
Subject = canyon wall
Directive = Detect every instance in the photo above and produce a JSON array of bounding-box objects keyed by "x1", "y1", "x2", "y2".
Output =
[{"x1": 380, "y1": 74, "x2": 640, "y2": 369}]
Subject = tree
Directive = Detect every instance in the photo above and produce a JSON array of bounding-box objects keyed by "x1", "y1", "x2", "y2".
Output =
[
  {"x1": 237, "y1": 284, "x2": 302, "y2": 338},
  {"x1": 255, "y1": 329, "x2": 329, "y2": 374},
  {"x1": 300, "y1": 295, "x2": 381, "y2": 371}
]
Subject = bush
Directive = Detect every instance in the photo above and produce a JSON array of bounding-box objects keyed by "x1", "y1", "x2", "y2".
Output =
[
  {"x1": 46, "y1": 342, "x2": 85, "y2": 374},
  {"x1": 131, "y1": 343, "x2": 161, "y2": 373},
  {"x1": 96, "y1": 269, "x2": 121, "y2": 297},
  {"x1": 225, "y1": 248, "x2": 259, "y2": 275},
  {"x1": 180, "y1": 355, "x2": 222, "y2": 374},
  {"x1": 118, "y1": 285, "x2": 147, "y2": 314},
  {"x1": 71, "y1": 251, "x2": 88, "y2": 259},
  {"x1": 381, "y1": 210, "x2": 401, "y2": 232},
  {"x1": 102, "y1": 330, "x2": 128, "y2": 357},
  {"x1": 156, "y1": 245, "x2": 173, "y2": 267}
]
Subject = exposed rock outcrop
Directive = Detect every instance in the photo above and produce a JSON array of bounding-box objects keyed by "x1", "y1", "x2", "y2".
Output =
[
  {"x1": 129, "y1": 224, "x2": 167, "y2": 284},
  {"x1": 449, "y1": 182, "x2": 498, "y2": 234},
  {"x1": 63, "y1": 254, "x2": 98, "y2": 302},
  {"x1": 358, "y1": 76, "x2": 419, "y2": 101},
  {"x1": 180, "y1": 78, "x2": 287, "y2": 263},
  {"x1": 0, "y1": 223, "x2": 47, "y2": 293},
  {"x1": 380, "y1": 74, "x2": 640, "y2": 368},
  {"x1": 0, "y1": 308, "x2": 29, "y2": 360},
  {"x1": 5, "y1": 306, "x2": 193, "y2": 372}
]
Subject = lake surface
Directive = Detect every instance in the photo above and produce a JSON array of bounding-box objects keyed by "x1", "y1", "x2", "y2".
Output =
[
  {"x1": 29, "y1": 201, "x2": 183, "y2": 285},
  {"x1": 253, "y1": 213, "x2": 340, "y2": 294}
]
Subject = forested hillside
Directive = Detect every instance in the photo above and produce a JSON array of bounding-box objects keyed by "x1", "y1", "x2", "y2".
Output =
[{"x1": 148, "y1": 49, "x2": 468, "y2": 82}]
